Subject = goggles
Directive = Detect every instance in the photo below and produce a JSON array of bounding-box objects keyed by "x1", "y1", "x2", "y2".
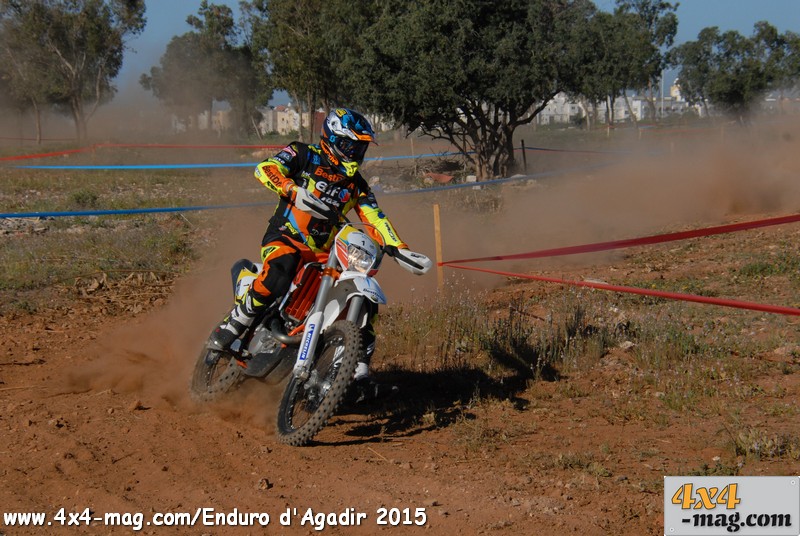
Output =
[{"x1": 335, "y1": 137, "x2": 370, "y2": 163}]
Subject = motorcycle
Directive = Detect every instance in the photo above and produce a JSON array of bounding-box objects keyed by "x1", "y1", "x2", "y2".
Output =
[{"x1": 190, "y1": 222, "x2": 432, "y2": 446}]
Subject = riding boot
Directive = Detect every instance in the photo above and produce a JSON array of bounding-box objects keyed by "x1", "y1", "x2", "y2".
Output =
[
  {"x1": 350, "y1": 326, "x2": 398, "y2": 403},
  {"x1": 207, "y1": 293, "x2": 266, "y2": 351},
  {"x1": 353, "y1": 330, "x2": 376, "y2": 382}
]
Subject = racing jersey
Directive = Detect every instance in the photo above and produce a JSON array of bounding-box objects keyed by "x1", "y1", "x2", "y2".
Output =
[{"x1": 254, "y1": 142, "x2": 408, "y2": 254}]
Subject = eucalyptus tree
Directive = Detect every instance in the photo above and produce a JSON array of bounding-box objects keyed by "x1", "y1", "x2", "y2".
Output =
[
  {"x1": 752, "y1": 22, "x2": 800, "y2": 107},
  {"x1": 141, "y1": 1, "x2": 267, "y2": 135},
  {"x1": 781, "y1": 32, "x2": 800, "y2": 93},
  {"x1": 0, "y1": 0, "x2": 146, "y2": 141},
  {"x1": 0, "y1": 2, "x2": 58, "y2": 142},
  {"x1": 708, "y1": 29, "x2": 769, "y2": 121},
  {"x1": 587, "y1": 9, "x2": 650, "y2": 126},
  {"x1": 140, "y1": 32, "x2": 217, "y2": 130},
  {"x1": 668, "y1": 27, "x2": 717, "y2": 117},
  {"x1": 243, "y1": 0, "x2": 373, "y2": 141},
  {"x1": 614, "y1": 0, "x2": 678, "y2": 120}
]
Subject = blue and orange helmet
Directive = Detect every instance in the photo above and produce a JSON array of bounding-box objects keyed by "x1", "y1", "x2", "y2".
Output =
[{"x1": 320, "y1": 108, "x2": 375, "y2": 177}]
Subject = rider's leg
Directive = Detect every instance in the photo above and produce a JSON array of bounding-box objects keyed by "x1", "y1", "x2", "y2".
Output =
[
  {"x1": 351, "y1": 307, "x2": 398, "y2": 402},
  {"x1": 354, "y1": 320, "x2": 377, "y2": 381},
  {"x1": 207, "y1": 241, "x2": 301, "y2": 351},
  {"x1": 207, "y1": 291, "x2": 268, "y2": 351}
]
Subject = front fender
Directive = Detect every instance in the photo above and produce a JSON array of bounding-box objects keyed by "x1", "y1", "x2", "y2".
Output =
[
  {"x1": 337, "y1": 271, "x2": 386, "y2": 305},
  {"x1": 319, "y1": 274, "x2": 385, "y2": 330}
]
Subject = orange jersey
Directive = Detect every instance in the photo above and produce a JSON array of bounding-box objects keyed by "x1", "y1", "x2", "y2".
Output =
[{"x1": 254, "y1": 142, "x2": 407, "y2": 253}]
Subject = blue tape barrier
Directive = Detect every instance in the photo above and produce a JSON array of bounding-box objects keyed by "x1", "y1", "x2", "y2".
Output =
[
  {"x1": 522, "y1": 145, "x2": 635, "y2": 156},
  {"x1": 10, "y1": 151, "x2": 469, "y2": 170},
  {"x1": 0, "y1": 202, "x2": 274, "y2": 219},
  {"x1": 0, "y1": 163, "x2": 611, "y2": 219},
  {"x1": 15, "y1": 163, "x2": 256, "y2": 170},
  {"x1": 6, "y1": 144, "x2": 638, "y2": 171}
]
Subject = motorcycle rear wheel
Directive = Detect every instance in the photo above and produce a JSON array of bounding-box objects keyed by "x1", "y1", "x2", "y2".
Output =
[
  {"x1": 190, "y1": 347, "x2": 243, "y2": 402},
  {"x1": 276, "y1": 320, "x2": 360, "y2": 446}
]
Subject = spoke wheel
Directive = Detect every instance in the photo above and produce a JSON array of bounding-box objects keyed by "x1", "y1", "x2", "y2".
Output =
[
  {"x1": 189, "y1": 347, "x2": 242, "y2": 402},
  {"x1": 276, "y1": 320, "x2": 360, "y2": 446}
]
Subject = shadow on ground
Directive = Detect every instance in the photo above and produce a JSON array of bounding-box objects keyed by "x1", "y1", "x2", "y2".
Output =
[{"x1": 329, "y1": 365, "x2": 552, "y2": 445}]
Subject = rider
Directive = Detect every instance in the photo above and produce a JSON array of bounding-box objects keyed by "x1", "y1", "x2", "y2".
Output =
[{"x1": 207, "y1": 107, "x2": 422, "y2": 400}]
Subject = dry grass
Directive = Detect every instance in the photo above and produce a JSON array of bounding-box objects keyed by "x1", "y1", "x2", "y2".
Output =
[
  {"x1": 372, "y1": 226, "x2": 800, "y2": 457},
  {"x1": 0, "y1": 165, "x2": 223, "y2": 313},
  {"x1": 3, "y1": 137, "x2": 799, "y2": 469}
]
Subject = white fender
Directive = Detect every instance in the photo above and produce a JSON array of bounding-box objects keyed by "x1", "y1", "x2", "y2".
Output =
[
  {"x1": 337, "y1": 271, "x2": 387, "y2": 304},
  {"x1": 317, "y1": 274, "x2": 386, "y2": 331}
]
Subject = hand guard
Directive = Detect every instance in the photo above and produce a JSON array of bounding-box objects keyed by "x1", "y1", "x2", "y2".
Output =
[
  {"x1": 290, "y1": 186, "x2": 336, "y2": 221},
  {"x1": 385, "y1": 246, "x2": 432, "y2": 275}
]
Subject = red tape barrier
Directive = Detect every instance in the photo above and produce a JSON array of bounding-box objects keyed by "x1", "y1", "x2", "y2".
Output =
[
  {"x1": 441, "y1": 213, "x2": 800, "y2": 316},
  {"x1": 0, "y1": 143, "x2": 283, "y2": 162},
  {"x1": 445, "y1": 264, "x2": 800, "y2": 316},
  {"x1": 442, "y1": 213, "x2": 800, "y2": 265},
  {"x1": 0, "y1": 146, "x2": 96, "y2": 162}
]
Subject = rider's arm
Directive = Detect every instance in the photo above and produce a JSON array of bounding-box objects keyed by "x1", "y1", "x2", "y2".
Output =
[
  {"x1": 254, "y1": 143, "x2": 305, "y2": 198},
  {"x1": 354, "y1": 189, "x2": 408, "y2": 250}
]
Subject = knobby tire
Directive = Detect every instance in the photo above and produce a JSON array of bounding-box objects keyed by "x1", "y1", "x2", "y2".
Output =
[
  {"x1": 276, "y1": 320, "x2": 361, "y2": 446},
  {"x1": 189, "y1": 347, "x2": 243, "y2": 402}
]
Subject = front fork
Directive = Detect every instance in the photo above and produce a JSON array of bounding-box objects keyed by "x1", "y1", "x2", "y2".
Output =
[{"x1": 292, "y1": 254, "x2": 366, "y2": 380}]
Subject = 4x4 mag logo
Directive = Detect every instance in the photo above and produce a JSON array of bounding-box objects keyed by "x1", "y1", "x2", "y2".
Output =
[
  {"x1": 664, "y1": 476, "x2": 798, "y2": 535},
  {"x1": 671, "y1": 483, "x2": 741, "y2": 510}
]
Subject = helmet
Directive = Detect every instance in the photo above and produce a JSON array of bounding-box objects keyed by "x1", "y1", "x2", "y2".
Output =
[{"x1": 320, "y1": 108, "x2": 375, "y2": 177}]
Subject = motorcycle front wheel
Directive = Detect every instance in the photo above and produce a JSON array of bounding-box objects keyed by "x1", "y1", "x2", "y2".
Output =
[
  {"x1": 189, "y1": 346, "x2": 243, "y2": 403},
  {"x1": 276, "y1": 320, "x2": 360, "y2": 446}
]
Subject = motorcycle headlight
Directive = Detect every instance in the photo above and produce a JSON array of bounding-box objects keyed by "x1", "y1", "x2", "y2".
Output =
[{"x1": 347, "y1": 244, "x2": 376, "y2": 274}]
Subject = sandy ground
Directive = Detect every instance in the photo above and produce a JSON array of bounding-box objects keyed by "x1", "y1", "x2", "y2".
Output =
[{"x1": 1, "y1": 121, "x2": 800, "y2": 535}]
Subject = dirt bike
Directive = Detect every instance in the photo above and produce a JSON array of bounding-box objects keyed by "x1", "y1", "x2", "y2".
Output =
[{"x1": 190, "y1": 223, "x2": 432, "y2": 446}]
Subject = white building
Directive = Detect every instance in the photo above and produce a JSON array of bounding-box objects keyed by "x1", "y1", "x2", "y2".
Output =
[{"x1": 256, "y1": 105, "x2": 392, "y2": 136}]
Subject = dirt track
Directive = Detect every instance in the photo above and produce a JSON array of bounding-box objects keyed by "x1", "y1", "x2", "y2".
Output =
[
  {"x1": 2, "y1": 124, "x2": 800, "y2": 535},
  {"x1": 2, "y1": 229, "x2": 799, "y2": 536}
]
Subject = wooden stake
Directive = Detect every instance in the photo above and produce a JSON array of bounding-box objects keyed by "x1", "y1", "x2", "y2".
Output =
[{"x1": 433, "y1": 203, "x2": 444, "y2": 291}]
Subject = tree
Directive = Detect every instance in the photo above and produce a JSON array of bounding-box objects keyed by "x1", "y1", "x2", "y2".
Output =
[
  {"x1": 668, "y1": 27, "x2": 718, "y2": 117},
  {"x1": 0, "y1": 3, "x2": 59, "y2": 143},
  {"x1": 140, "y1": 32, "x2": 217, "y2": 130},
  {"x1": 187, "y1": 1, "x2": 265, "y2": 136},
  {"x1": 670, "y1": 22, "x2": 800, "y2": 123},
  {"x1": 781, "y1": 32, "x2": 800, "y2": 93},
  {"x1": 349, "y1": 0, "x2": 594, "y2": 180},
  {"x1": 569, "y1": 8, "x2": 610, "y2": 129},
  {"x1": 752, "y1": 23, "x2": 800, "y2": 110},
  {"x1": 0, "y1": 0, "x2": 146, "y2": 141},
  {"x1": 708, "y1": 29, "x2": 769, "y2": 120},
  {"x1": 243, "y1": 0, "x2": 369, "y2": 141},
  {"x1": 614, "y1": 0, "x2": 678, "y2": 121},
  {"x1": 141, "y1": 1, "x2": 268, "y2": 136},
  {"x1": 672, "y1": 22, "x2": 800, "y2": 122},
  {"x1": 575, "y1": 9, "x2": 652, "y2": 127}
]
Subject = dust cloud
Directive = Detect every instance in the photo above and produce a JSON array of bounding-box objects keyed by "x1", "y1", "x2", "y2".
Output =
[
  {"x1": 63, "y1": 118, "x2": 800, "y2": 421},
  {"x1": 379, "y1": 120, "x2": 800, "y2": 296},
  {"x1": 65, "y1": 205, "x2": 283, "y2": 429}
]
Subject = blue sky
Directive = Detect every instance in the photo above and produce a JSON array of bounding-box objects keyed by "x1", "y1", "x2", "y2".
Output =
[{"x1": 120, "y1": 0, "x2": 800, "y2": 103}]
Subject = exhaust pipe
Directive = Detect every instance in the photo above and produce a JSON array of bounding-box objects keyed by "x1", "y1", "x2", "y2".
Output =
[{"x1": 269, "y1": 318, "x2": 302, "y2": 345}]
